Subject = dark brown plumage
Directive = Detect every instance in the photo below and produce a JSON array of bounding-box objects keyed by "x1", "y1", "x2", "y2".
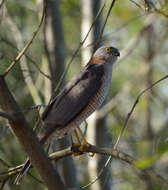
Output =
[
  {"x1": 15, "y1": 46, "x2": 120, "y2": 184},
  {"x1": 39, "y1": 46, "x2": 120, "y2": 143},
  {"x1": 39, "y1": 62, "x2": 105, "y2": 143}
]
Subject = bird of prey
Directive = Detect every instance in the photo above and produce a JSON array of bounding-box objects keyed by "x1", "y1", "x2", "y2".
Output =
[{"x1": 15, "y1": 45, "x2": 120, "y2": 184}]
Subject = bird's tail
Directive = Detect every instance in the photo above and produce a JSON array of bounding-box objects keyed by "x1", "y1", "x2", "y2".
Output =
[
  {"x1": 14, "y1": 159, "x2": 31, "y2": 185},
  {"x1": 14, "y1": 133, "x2": 48, "y2": 185}
]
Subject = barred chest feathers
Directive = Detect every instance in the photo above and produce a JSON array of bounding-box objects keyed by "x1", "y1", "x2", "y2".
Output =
[
  {"x1": 41, "y1": 62, "x2": 114, "y2": 142},
  {"x1": 53, "y1": 63, "x2": 113, "y2": 140},
  {"x1": 85, "y1": 62, "x2": 113, "y2": 113}
]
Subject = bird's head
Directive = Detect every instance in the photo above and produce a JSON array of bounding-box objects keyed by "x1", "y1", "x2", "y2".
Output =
[{"x1": 93, "y1": 46, "x2": 120, "y2": 64}]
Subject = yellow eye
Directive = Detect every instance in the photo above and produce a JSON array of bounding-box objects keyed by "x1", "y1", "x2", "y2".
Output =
[{"x1": 106, "y1": 47, "x2": 112, "y2": 53}]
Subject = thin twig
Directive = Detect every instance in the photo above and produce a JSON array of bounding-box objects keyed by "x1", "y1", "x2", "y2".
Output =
[
  {"x1": 86, "y1": 74, "x2": 168, "y2": 189},
  {"x1": 129, "y1": 0, "x2": 145, "y2": 9},
  {"x1": 24, "y1": 104, "x2": 46, "y2": 112},
  {"x1": 0, "y1": 112, "x2": 14, "y2": 120},
  {"x1": 1, "y1": 38, "x2": 51, "y2": 80},
  {"x1": 87, "y1": 12, "x2": 146, "y2": 48},
  {"x1": 0, "y1": 179, "x2": 7, "y2": 190},
  {"x1": 0, "y1": 158, "x2": 10, "y2": 168},
  {"x1": 28, "y1": 172, "x2": 43, "y2": 184},
  {"x1": 118, "y1": 25, "x2": 150, "y2": 63},
  {"x1": 154, "y1": 7, "x2": 168, "y2": 18},
  {"x1": 3, "y1": 1, "x2": 46, "y2": 77},
  {"x1": 50, "y1": 3, "x2": 106, "y2": 100},
  {"x1": 1, "y1": 145, "x2": 167, "y2": 186},
  {"x1": 0, "y1": 0, "x2": 5, "y2": 9},
  {"x1": 0, "y1": 125, "x2": 8, "y2": 141},
  {"x1": 94, "y1": 0, "x2": 117, "y2": 49},
  {"x1": 83, "y1": 0, "x2": 118, "y2": 188},
  {"x1": 129, "y1": 0, "x2": 168, "y2": 18},
  {"x1": 114, "y1": 74, "x2": 168, "y2": 149}
]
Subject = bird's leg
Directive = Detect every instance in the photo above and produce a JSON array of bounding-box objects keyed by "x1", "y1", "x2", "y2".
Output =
[
  {"x1": 74, "y1": 129, "x2": 81, "y2": 145},
  {"x1": 70, "y1": 131, "x2": 80, "y2": 146},
  {"x1": 76, "y1": 126, "x2": 95, "y2": 157},
  {"x1": 71, "y1": 126, "x2": 94, "y2": 156},
  {"x1": 71, "y1": 130, "x2": 83, "y2": 156},
  {"x1": 76, "y1": 126, "x2": 91, "y2": 151}
]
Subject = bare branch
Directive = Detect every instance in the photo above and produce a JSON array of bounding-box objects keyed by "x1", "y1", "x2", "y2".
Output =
[
  {"x1": 0, "y1": 111, "x2": 14, "y2": 120},
  {"x1": 0, "y1": 125, "x2": 8, "y2": 141},
  {"x1": 0, "y1": 0, "x2": 5, "y2": 9},
  {"x1": 2, "y1": 145, "x2": 167, "y2": 187},
  {"x1": 50, "y1": 3, "x2": 106, "y2": 100},
  {"x1": 0, "y1": 179, "x2": 7, "y2": 190},
  {"x1": 95, "y1": 0, "x2": 117, "y2": 49},
  {"x1": 129, "y1": 0, "x2": 144, "y2": 9},
  {"x1": 129, "y1": 0, "x2": 168, "y2": 18},
  {"x1": 5, "y1": 11, "x2": 43, "y2": 106},
  {"x1": 90, "y1": 74, "x2": 168, "y2": 189},
  {"x1": 3, "y1": 1, "x2": 46, "y2": 77},
  {"x1": 114, "y1": 74, "x2": 168, "y2": 149},
  {"x1": 0, "y1": 75, "x2": 65, "y2": 189},
  {"x1": 118, "y1": 25, "x2": 150, "y2": 63},
  {"x1": 0, "y1": 38, "x2": 51, "y2": 80},
  {"x1": 0, "y1": 158, "x2": 10, "y2": 168}
]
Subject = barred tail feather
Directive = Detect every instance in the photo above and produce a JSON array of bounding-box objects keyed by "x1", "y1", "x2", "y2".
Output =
[
  {"x1": 14, "y1": 134, "x2": 47, "y2": 185},
  {"x1": 14, "y1": 159, "x2": 31, "y2": 185}
]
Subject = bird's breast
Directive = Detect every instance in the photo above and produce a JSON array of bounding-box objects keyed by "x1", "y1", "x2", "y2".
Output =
[
  {"x1": 74, "y1": 63, "x2": 113, "y2": 123},
  {"x1": 44, "y1": 63, "x2": 113, "y2": 140}
]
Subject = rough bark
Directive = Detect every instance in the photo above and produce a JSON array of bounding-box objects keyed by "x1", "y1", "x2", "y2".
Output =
[{"x1": 0, "y1": 75, "x2": 65, "y2": 190}]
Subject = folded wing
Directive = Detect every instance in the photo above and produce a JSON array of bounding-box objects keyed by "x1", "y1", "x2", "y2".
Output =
[{"x1": 42, "y1": 63, "x2": 104, "y2": 128}]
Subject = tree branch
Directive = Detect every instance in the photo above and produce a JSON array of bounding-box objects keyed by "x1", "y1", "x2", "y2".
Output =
[
  {"x1": 3, "y1": 0, "x2": 46, "y2": 77},
  {"x1": 129, "y1": 0, "x2": 168, "y2": 17},
  {"x1": 114, "y1": 74, "x2": 168, "y2": 149},
  {"x1": 95, "y1": 0, "x2": 117, "y2": 49},
  {"x1": 0, "y1": 38, "x2": 51, "y2": 80},
  {"x1": 0, "y1": 75, "x2": 65, "y2": 190},
  {"x1": 0, "y1": 111, "x2": 14, "y2": 120},
  {"x1": 90, "y1": 74, "x2": 168, "y2": 189},
  {"x1": 1, "y1": 145, "x2": 167, "y2": 187},
  {"x1": 49, "y1": 3, "x2": 105, "y2": 101},
  {"x1": 0, "y1": 0, "x2": 5, "y2": 9}
]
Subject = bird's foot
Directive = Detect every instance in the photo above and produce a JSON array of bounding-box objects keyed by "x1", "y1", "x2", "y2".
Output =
[
  {"x1": 79, "y1": 141, "x2": 95, "y2": 157},
  {"x1": 70, "y1": 129, "x2": 94, "y2": 157},
  {"x1": 71, "y1": 144, "x2": 83, "y2": 156},
  {"x1": 79, "y1": 140, "x2": 91, "y2": 151},
  {"x1": 70, "y1": 136, "x2": 83, "y2": 156},
  {"x1": 71, "y1": 140, "x2": 94, "y2": 157}
]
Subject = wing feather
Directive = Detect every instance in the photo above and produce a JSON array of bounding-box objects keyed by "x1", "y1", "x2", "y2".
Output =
[{"x1": 42, "y1": 63, "x2": 104, "y2": 128}]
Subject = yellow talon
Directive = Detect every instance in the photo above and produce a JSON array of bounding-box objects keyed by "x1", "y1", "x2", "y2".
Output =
[
  {"x1": 79, "y1": 141, "x2": 91, "y2": 151},
  {"x1": 71, "y1": 127, "x2": 94, "y2": 157}
]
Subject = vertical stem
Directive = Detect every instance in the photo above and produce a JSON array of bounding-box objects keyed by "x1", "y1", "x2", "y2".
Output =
[{"x1": 145, "y1": 24, "x2": 154, "y2": 142}]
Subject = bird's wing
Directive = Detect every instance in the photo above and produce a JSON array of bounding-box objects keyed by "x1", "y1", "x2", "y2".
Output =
[{"x1": 42, "y1": 63, "x2": 104, "y2": 128}]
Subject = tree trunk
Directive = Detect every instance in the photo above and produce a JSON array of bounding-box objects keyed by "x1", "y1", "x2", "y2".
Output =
[{"x1": 44, "y1": 0, "x2": 78, "y2": 188}]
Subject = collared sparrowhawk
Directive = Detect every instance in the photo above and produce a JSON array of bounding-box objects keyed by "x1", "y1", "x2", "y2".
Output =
[{"x1": 15, "y1": 45, "x2": 120, "y2": 184}]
